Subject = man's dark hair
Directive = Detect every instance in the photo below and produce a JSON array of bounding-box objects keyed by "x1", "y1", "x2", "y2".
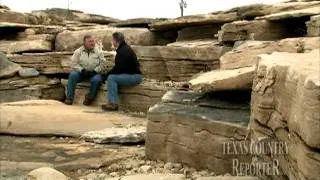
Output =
[
  {"x1": 112, "y1": 32, "x2": 125, "y2": 44},
  {"x1": 83, "y1": 34, "x2": 92, "y2": 42}
]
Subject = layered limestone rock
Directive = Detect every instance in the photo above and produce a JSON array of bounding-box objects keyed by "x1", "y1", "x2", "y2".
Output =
[
  {"x1": 133, "y1": 43, "x2": 229, "y2": 81},
  {"x1": 146, "y1": 90, "x2": 251, "y2": 174},
  {"x1": 177, "y1": 25, "x2": 222, "y2": 41},
  {"x1": 0, "y1": 39, "x2": 53, "y2": 54},
  {"x1": 220, "y1": 37, "x2": 320, "y2": 70},
  {"x1": 0, "y1": 100, "x2": 145, "y2": 137},
  {"x1": 55, "y1": 28, "x2": 170, "y2": 51},
  {"x1": 0, "y1": 52, "x2": 22, "y2": 78},
  {"x1": 61, "y1": 79, "x2": 179, "y2": 113},
  {"x1": 31, "y1": 8, "x2": 119, "y2": 25},
  {"x1": 306, "y1": 15, "x2": 320, "y2": 36},
  {"x1": 218, "y1": 20, "x2": 288, "y2": 43},
  {"x1": 0, "y1": 8, "x2": 38, "y2": 24},
  {"x1": 8, "y1": 51, "x2": 115, "y2": 74},
  {"x1": 149, "y1": 12, "x2": 238, "y2": 31},
  {"x1": 0, "y1": 76, "x2": 65, "y2": 103},
  {"x1": 110, "y1": 18, "x2": 166, "y2": 28},
  {"x1": 27, "y1": 167, "x2": 69, "y2": 180},
  {"x1": 189, "y1": 67, "x2": 255, "y2": 93},
  {"x1": 249, "y1": 49, "x2": 320, "y2": 179}
]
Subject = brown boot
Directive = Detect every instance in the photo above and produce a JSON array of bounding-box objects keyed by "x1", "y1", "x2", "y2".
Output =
[
  {"x1": 64, "y1": 98, "x2": 73, "y2": 105},
  {"x1": 101, "y1": 103, "x2": 119, "y2": 111},
  {"x1": 83, "y1": 95, "x2": 94, "y2": 106}
]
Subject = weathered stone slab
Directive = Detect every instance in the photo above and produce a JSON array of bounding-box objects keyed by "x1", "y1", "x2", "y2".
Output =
[
  {"x1": 55, "y1": 28, "x2": 168, "y2": 51},
  {"x1": 0, "y1": 76, "x2": 65, "y2": 103},
  {"x1": 18, "y1": 68, "x2": 40, "y2": 77},
  {"x1": 306, "y1": 15, "x2": 320, "y2": 36},
  {"x1": 189, "y1": 67, "x2": 255, "y2": 93},
  {"x1": 110, "y1": 18, "x2": 166, "y2": 28},
  {"x1": 146, "y1": 90, "x2": 251, "y2": 174},
  {"x1": 80, "y1": 126, "x2": 146, "y2": 144},
  {"x1": 149, "y1": 12, "x2": 238, "y2": 31},
  {"x1": 0, "y1": 52, "x2": 22, "y2": 78},
  {"x1": 27, "y1": 167, "x2": 69, "y2": 180},
  {"x1": 0, "y1": 8, "x2": 38, "y2": 24},
  {"x1": 133, "y1": 45, "x2": 227, "y2": 81},
  {"x1": 0, "y1": 39, "x2": 53, "y2": 54},
  {"x1": 220, "y1": 37, "x2": 320, "y2": 69},
  {"x1": 218, "y1": 20, "x2": 287, "y2": 43},
  {"x1": 61, "y1": 79, "x2": 177, "y2": 113},
  {"x1": 0, "y1": 100, "x2": 145, "y2": 137},
  {"x1": 256, "y1": 6, "x2": 320, "y2": 21},
  {"x1": 8, "y1": 51, "x2": 115, "y2": 74}
]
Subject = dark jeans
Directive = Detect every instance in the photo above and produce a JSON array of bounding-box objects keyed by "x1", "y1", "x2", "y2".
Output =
[
  {"x1": 66, "y1": 70, "x2": 102, "y2": 100},
  {"x1": 106, "y1": 74, "x2": 143, "y2": 104}
]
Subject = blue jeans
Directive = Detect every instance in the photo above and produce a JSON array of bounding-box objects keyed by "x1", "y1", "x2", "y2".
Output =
[
  {"x1": 107, "y1": 74, "x2": 143, "y2": 104},
  {"x1": 66, "y1": 70, "x2": 102, "y2": 100}
]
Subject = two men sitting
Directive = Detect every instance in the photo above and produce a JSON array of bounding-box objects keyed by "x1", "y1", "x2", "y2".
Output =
[{"x1": 64, "y1": 32, "x2": 142, "y2": 111}]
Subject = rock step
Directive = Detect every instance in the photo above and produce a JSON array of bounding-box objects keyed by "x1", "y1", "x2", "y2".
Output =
[
  {"x1": 0, "y1": 100, "x2": 146, "y2": 137},
  {"x1": 146, "y1": 90, "x2": 251, "y2": 174}
]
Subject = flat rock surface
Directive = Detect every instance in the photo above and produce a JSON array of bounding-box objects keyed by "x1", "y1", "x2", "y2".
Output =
[
  {"x1": 0, "y1": 100, "x2": 146, "y2": 137},
  {"x1": 80, "y1": 126, "x2": 146, "y2": 144},
  {"x1": 189, "y1": 67, "x2": 255, "y2": 92},
  {"x1": 257, "y1": 6, "x2": 320, "y2": 20}
]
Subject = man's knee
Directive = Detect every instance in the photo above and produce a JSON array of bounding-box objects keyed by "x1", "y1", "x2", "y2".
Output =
[
  {"x1": 107, "y1": 75, "x2": 116, "y2": 82},
  {"x1": 91, "y1": 75, "x2": 102, "y2": 84},
  {"x1": 69, "y1": 71, "x2": 80, "y2": 80}
]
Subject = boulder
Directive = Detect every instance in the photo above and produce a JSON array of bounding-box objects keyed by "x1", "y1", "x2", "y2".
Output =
[
  {"x1": 146, "y1": 90, "x2": 251, "y2": 174},
  {"x1": 80, "y1": 126, "x2": 146, "y2": 144},
  {"x1": 31, "y1": 8, "x2": 119, "y2": 24},
  {"x1": 8, "y1": 51, "x2": 115, "y2": 74},
  {"x1": 61, "y1": 79, "x2": 178, "y2": 113},
  {"x1": 250, "y1": 49, "x2": 320, "y2": 179},
  {"x1": 133, "y1": 44, "x2": 228, "y2": 81},
  {"x1": 0, "y1": 100, "x2": 145, "y2": 137},
  {"x1": 0, "y1": 76, "x2": 65, "y2": 103},
  {"x1": 256, "y1": 6, "x2": 320, "y2": 20},
  {"x1": 306, "y1": 15, "x2": 320, "y2": 36},
  {"x1": 27, "y1": 167, "x2": 69, "y2": 180},
  {"x1": 149, "y1": 12, "x2": 238, "y2": 31},
  {"x1": 18, "y1": 68, "x2": 40, "y2": 77},
  {"x1": 189, "y1": 67, "x2": 255, "y2": 93},
  {"x1": 0, "y1": 39, "x2": 53, "y2": 54},
  {"x1": 218, "y1": 20, "x2": 288, "y2": 43},
  {"x1": 177, "y1": 24, "x2": 222, "y2": 41},
  {"x1": 55, "y1": 27, "x2": 167, "y2": 51},
  {"x1": 220, "y1": 37, "x2": 320, "y2": 70},
  {"x1": 0, "y1": 52, "x2": 22, "y2": 78}
]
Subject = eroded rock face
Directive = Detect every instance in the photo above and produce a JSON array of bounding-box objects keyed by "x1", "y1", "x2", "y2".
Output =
[
  {"x1": 146, "y1": 90, "x2": 251, "y2": 174},
  {"x1": 0, "y1": 8, "x2": 38, "y2": 24},
  {"x1": 0, "y1": 52, "x2": 22, "y2": 78},
  {"x1": 189, "y1": 67, "x2": 255, "y2": 93},
  {"x1": 220, "y1": 37, "x2": 320, "y2": 70},
  {"x1": 177, "y1": 25, "x2": 222, "y2": 41},
  {"x1": 306, "y1": 15, "x2": 320, "y2": 36},
  {"x1": 55, "y1": 28, "x2": 168, "y2": 51},
  {"x1": 0, "y1": 39, "x2": 53, "y2": 54},
  {"x1": 0, "y1": 76, "x2": 65, "y2": 103},
  {"x1": 27, "y1": 167, "x2": 69, "y2": 180},
  {"x1": 250, "y1": 49, "x2": 320, "y2": 179}
]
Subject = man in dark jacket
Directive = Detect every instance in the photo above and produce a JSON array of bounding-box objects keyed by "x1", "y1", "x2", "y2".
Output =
[{"x1": 101, "y1": 32, "x2": 143, "y2": 111}]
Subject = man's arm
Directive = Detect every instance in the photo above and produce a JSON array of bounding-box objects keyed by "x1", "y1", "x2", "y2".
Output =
[
  {"x1": 71, "y1": 49, "x2": 83, "y2": 72},
  {"x1": 94, "y1": 51, "x2": 106, "y2": 73}
]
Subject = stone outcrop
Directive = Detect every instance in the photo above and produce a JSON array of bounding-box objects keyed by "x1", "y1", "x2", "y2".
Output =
[
  {"x1": 307, "y1": 15, "x2": 320, "y2": 36},
  {"x1": 149, "y1": 12, "x2": 238, "y2": 31},
  {"x1": 177, "y1": 25, "x2": 222, "y2": 41},
  {"x1": 110, "y1": 18, "x2": 166, "y2": 28},
  {"x1": 0, "y1": 100, "x2": 145, "y2": 137},
  {"x1": 0, "y1": 39, "x2": 53, "y2": 54},
  {"x1": 218, "y1": 20, "x2": 288, "y2": 43},
  {"x1": 80, "y1": 126, "x2": 146, "y2": 144},
  {"x1": 0, "y1": 76, "x2": 64, "y2": 103},
  {"x1": 61, "y1": 79, "x2": 179, "y2": 113},
  {"x1": 31, "y1": 8, "x2": 119, "y2": 25},
  {"x1": 8, "y1": 51, "x2": 115, "y2": 74},
  {"x1": 249, "y1": 49, "x2": 320, "y2": 179},
  {"x1": 133, "y1": 43, "x2": 229, "y2": 81},
  {"x1": 0, "y1": 8, "x2": 38, "y2": 24},
  {"x1": 0, "y1": 52, "x2": 22, "y2": 78},
  {"x1": 189, "y1": 67, "x2": 255, "y2": 93},
  {"x1": 220, "y1": 37, "x2": 320, "y2": 70},
  {"x1": 55, "y1": 28, "x2": 171, "y2": 51},
  {"x1": 146, "y1": 90, "x2": 251, "y2": 174},
  {"x1": 27, "y1": 167, "x2": 69, "y2": 180}
]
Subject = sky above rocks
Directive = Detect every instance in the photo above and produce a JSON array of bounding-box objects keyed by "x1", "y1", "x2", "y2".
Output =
[{"x1": 2, "y1": 0, "x2": 286, "y2": 20}]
